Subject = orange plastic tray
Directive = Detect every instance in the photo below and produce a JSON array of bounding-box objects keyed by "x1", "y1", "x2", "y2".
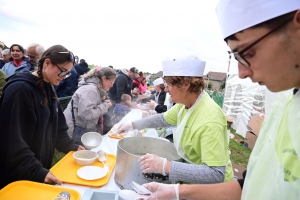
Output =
[
  {"x1": 108, "y1": 125, "x2": 124, "y2": 139},
  {"x1": 50, "y1": 151, "x2": 116, "y2": 187},
  {"x1": 108, "y1": 126, "x2": 145, "y2": 139},
  {"x1": 0, "y1": 180, "x2": 80, "y2": 200},
  {"x1": 108, "y1": 132, "x2": 124, "y2": 139}
]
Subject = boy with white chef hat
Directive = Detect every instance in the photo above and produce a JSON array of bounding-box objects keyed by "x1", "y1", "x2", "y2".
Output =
[{"x1": 141, "y1": 0, "x2": 300, "y2": 199}]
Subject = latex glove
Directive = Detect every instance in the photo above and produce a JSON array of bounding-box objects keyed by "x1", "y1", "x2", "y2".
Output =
[
  {"x1": 142, "y1": 182, "x2": 179, "y2": 200},
  {"x1": 139, "y1": 153, "x2": 167, "y2": 174},
  {"x1": 147, "y1": 100, "x2": 157, "y2": 110},
  {"x1": 149, "y1": 110, "x2": 157, "y2": 115},
  {"x1": 117, "y1": 122, "x2": 133, "y2": 133}
]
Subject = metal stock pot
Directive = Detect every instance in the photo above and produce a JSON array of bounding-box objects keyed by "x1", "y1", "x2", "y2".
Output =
[{"x1": 114, "y1": 137, "x2": 181, "y2": 190}]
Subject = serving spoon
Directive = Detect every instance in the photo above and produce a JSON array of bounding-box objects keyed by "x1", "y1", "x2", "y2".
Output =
[
  {"x1": 97, "y1": 150, "x2": 109, "y2": 172},
  {"x1": 131, "y1": 181, "x2": 153, "y2": 195},
  {"x1": 119, "y1": 189, "x2": 149, "y2": 200}
]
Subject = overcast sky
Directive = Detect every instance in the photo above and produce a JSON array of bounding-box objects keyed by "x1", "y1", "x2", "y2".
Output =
[{"x1": 0, "y1": 0, "x2": 238, "y2": 74}]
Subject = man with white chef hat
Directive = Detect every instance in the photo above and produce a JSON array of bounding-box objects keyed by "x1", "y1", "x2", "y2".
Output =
[{"x1": 140, "y1": 0, "x2": 300, "y2": 199}]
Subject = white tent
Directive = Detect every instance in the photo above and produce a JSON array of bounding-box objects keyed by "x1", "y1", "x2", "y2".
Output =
[{"x1": 222, "y1": 74, "x2": 266, "y2": 137}]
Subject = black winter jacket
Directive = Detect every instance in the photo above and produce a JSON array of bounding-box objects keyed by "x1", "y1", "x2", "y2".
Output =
[
  {"x1": 74, "y1": 62, "x2": 90, "y2": 76},
  {"x1": 108, "y1": 72, "x2": 132, "y2": 103},
  {"x1": 0, "y1": 72, "x2": 78, "y2": 189},
  {"x1": 151, "y1": 89, "x2": 166, "y2": 106}
]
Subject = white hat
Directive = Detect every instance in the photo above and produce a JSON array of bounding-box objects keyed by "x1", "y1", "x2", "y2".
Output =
[
  {"x1": 153, "y1": 77, "x2": 164, "y2": 86},
  {"x1": 162, "y1": 60, "x2": 206, "y2": 77},
  {"x1": 216, "y1": 0, "x2": 300, "y2": 39}
]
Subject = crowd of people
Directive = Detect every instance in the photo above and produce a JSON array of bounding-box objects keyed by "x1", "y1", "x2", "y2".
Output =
[{"x1": 0, "y1": 1, "x2": 299, "y2": 199}]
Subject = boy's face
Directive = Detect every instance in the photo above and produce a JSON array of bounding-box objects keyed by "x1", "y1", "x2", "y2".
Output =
[
  {"x1": 126, "y1": 97, "x2": 132, "y2": 104},
  {"x1": 227, "y1": 21, "x2": 300, "y2": 92}
]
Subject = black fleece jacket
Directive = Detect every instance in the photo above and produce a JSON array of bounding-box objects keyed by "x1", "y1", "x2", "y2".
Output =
[
  {"x1": 0, "y1": 72, "x2": 78, "y2": 189},
  {"x1": 108, "y1": 72, "x2": 132, "y2": 103}
]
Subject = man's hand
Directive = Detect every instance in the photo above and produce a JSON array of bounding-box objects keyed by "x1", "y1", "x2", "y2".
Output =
[
  {"x1": 44, "y1": 171, "x2": 63, "y2": 185},
  {"x1": 77, "y1": 145, "x2": 85, "y2": 151},
  {"x1": 105, "y1": 100, "x2": 112, "y2": 107}
]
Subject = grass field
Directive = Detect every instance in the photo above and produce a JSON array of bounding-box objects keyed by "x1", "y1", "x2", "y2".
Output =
[{"x1": 52, "y1": 150, "x2": 65, "y2": 167}]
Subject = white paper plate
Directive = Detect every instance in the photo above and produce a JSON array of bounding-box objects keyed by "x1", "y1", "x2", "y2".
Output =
[{"x1": 77, "y1": 166, "x2": 108, "y2": 180}]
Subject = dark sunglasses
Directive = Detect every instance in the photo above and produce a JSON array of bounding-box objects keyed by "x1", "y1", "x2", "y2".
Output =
[
  {"x1": 229, "y1": 17, "x2": 293, "y2": 67},
  {"x1": 54, "y1": 64, "x2": 72, "y2": 78},
  {"x1": 58, "y1": 51, "x2": 75, "y2": 65}
]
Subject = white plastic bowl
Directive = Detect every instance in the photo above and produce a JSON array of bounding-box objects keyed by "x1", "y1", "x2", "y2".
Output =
[
  {"x1": 73, "y1": 150, "x2": 98, "y2": 166},
  {"x1": 81, "y1": 132, "x2": 103, "y2": 150}
]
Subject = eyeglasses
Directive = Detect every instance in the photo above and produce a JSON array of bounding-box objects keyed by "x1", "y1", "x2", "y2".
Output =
[
  {"x1": 58, "y1": 51, "x2": 75, "y2": 65},
  {"x1": 229, "y1": 17, "x2": 293, "y2": 67},
  {"x1": 55, "y1": 64, "x2": 72, "y2": 78}
]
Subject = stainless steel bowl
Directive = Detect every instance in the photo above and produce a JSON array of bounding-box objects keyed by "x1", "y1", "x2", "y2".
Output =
[
  {"x1": 114, "y1": 137, "x2": 181, "y2": 190},
  {"x1": 81, "y1": 132, "x2": 102, "y2": 150}
]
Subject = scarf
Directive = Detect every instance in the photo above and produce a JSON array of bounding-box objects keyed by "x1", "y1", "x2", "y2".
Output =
[{"x1": 13, "y1": 59, "x2": 23, "y2": 67}]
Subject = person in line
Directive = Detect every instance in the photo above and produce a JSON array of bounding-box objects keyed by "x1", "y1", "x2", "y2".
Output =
[
  {"x1": 26, "y1": 43, "x2": 45, "y2": 70},
  {"x1": 132, "y1": 76, "x2": 147, "y2": 95},
  {"x1": 105, "y1": 67, "x2": 139, "y2": 133},
  {"x1": 55, "y1": 67, "x2": 79, "y2": 98},
  {"x1": 132, "y1": 87, "x2": 140, "y2": 102},
  {"x1": 0, "y1": 45, "x2": 85, "y2": 189},
  {"x1": 111, "y1": 94, "x2": 132, "y2": 124},
  {"x1": 0, "y1": 48, "x2": 4, "y2": 69},
  {"x1": 142, "y1": 1, "x2": 300, "y2": 199},
  {"x1": 0, "y1": 70, "x2": 6, "y2": 97},
  {"x1": 74, "y1": 59, "x2": 90, "y2": 76},
  {"x1": 2, "y1": 44, "x2": 33, "y2": 77},
  {"x1": 118, "y1": 57, "x2": 234, "y2": 185},
  {"x1": 64, "y1": 67, "x2": 116, "y2": 142},
  {"x1": 1, "y1": 49, "x2": 11, "y2": 67}
]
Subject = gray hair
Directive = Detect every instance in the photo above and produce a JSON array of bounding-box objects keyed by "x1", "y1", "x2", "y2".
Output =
[
  {"x1": 27, "y1": 43, "x2": 45, "y2": 58},
  {"x1": 2, "y1": 49, "x2": 10, "y2": 55},
  {"x1": 0, "y1": 48, "x2": 2, "y2": 57}
]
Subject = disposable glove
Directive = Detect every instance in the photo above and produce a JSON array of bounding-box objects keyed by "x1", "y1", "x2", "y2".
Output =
[
  {"x1": 149, "y1": 110, "x2": 157, "y2": 115},
  {"x1": 117, "y1": 122, "x2": 133, "y2": 133},
  {"x1": 147, "y1": 100, "x2": 157, "y2": 110},
  {"x1": 139, "y1": 153, "x2": 167, "y2": 175},
  {"x1": 142, "y1": 182, "x2": 179, "y2": 200}
]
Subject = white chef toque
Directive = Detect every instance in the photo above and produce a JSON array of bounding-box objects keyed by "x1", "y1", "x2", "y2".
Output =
[
  {"x1": 153, "y1": 77, "x2": 164, "y2": 86},
  {"x1": 162, "y1": 56, "x2": 206, "y2": 77},
  {"x1": 216, "y1": 0, "x2": 300, "y2": 39}
]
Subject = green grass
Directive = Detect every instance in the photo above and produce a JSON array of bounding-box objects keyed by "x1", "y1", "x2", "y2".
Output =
[
  {"x1": 229, "y1": 139, "x2": 251, "y2": 167},
  {"x1": 228, "y1": 127, "x2": 251, "y2": 167},
  {"x1": 51, "y1": 150, "x2": 65, "y2": 167}
]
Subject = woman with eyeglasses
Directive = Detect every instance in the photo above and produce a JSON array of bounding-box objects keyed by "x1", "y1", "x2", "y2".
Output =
[
  {"x1": 0, "y1": 45, "x2": 85, "y2": 189},
  {"x1": 118, "y1": 56, "x2": 233, "y2": 185},
  {"x1": 64, "y1": 67, "x2": 116, "y2": 143}
]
